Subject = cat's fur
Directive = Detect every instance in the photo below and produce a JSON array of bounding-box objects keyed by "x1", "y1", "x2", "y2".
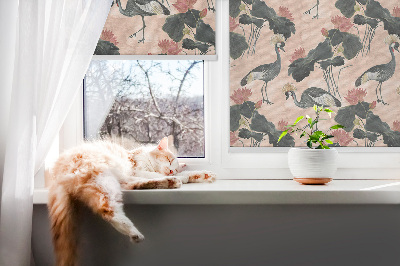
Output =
[{"x1": 48, "y1": 137, "x2": 215, "y2": 266}]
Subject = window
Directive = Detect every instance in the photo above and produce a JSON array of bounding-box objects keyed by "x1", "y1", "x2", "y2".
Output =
[
  {"x1": 83, "y1": 60, "x2": 205, "y2": 158},
  {"x1": 55, "y1": 0, "x2": 399, "y2": 182}
]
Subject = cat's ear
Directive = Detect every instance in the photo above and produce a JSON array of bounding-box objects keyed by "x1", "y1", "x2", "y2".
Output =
[
  {"x1": 157, "y1": 137, "x2": 168, "y2": 151},
  {"x1": 167, "y1": 135, "x2": 178, "y2": 155}
]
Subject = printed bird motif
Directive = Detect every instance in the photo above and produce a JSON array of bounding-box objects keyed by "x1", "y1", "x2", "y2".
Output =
[
  {"x1": 240, "y1": 34, "x2": 285, "y2": 105},
  {"x1": 116, "y1": 0, "x2": 170, "y2": 43},
  {"x1": 285, "y1": 87, "x2": 341, "y2": 108},
  {"x1": 355, "y1": 35, "x2": 399, "y2": 105}
]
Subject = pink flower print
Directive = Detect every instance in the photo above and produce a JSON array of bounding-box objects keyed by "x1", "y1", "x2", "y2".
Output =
[
  {"x1": 289, "y1": 47, "x2": 306, "y2": 63},
  {"x1": 200, "y1": 8, "x2": 207, "y2": 18},
  {"x1": 278, "y1": 6, "x2": 294, "y2": 21},
  {"x1": 344, "y1": 88, "x2": 367, "y2": 105},
  {"x1": 321, "y1": 28, "x2": 329, "y2": 37},
  {"x1": 331, "y1": 15, "x2": 353, "y2": 32},
  {"x1": 277, "y1": 120, "x2": 288, "y2": 131},
  {"x1": 393, "y1": 7, "x2": 400, "y2": 17},
  {"x1": 230, "y1": 88, "x2": 252, "y2": 105},
  {"x1": 255, "y1": 100, "x2": 262, "y2": 109},
  {"x1": 158, "y1": 40, "x2": 169, "y2": 53},
  {"x1": 230, "y1": 17, "x2": 239, "y2": 32},
  {"x1": 100, "y1": 29, "x2": 118, "y2": 46},
  {"x1": 369, "y1": 101, "x2": 376, "y2": 110},
  {"x1": 332, "y1": 129, "x2": 353, "y2": 146},
  {"x1": 230, "y1": 131, "x2": 239, "y2": 145},
  {"x1": 158, "y1": 40, "x2": 182, "y2": 55},
  {"x1": 277, "y1": 120, "x2": 293, "y2": 133},
  {"x1": 166, "y1": 43, "x2": 182, "y2": 55},
  {"x1": 172, "y1": 0, "x2": 197, "y2": 13},
  {"x1": 393, "y1": 121, "x2": 400, "y2": 132}
]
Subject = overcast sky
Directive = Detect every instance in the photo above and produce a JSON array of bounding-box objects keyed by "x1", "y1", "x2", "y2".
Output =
[{"x1": 87, "y1": 59, "x2": 204, "y2": 98}]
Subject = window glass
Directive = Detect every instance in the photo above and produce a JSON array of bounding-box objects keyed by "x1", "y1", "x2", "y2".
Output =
[{"x1": 84, "y1": 60, "x2": 204, "y2": 158}]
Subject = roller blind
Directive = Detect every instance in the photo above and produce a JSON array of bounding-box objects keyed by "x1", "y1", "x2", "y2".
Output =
[
  {"x1": 229, "y1": 0, "x2": 400, "y2": 148},
  {"x1": 94, "y1": 0, "x2": 216, "y2": 59}
]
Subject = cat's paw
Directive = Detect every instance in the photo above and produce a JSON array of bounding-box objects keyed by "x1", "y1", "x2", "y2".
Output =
[
  {"x1": 187, "y1": 171, "x2": 217, "y2": 183},
  {"x1": 130, "y1": 232, "x2": 145, "y2": 243},
  {"x1": 166, "y1": 177, "x2": 182, "y2": 189},
  {"x1": 177, "y1": 163, "x2": 187, "y2": 173},
  {"x1": 203, "y1": 171, "x2": 217, "y2": 183}
]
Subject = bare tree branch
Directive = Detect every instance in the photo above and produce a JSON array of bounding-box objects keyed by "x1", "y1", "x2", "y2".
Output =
[
  {"x1": 173, "y1": 60, "x2": 201, "y2": 115},
  {"x1": 137, "y1": 60, "x2": 162, "y2": 115}
]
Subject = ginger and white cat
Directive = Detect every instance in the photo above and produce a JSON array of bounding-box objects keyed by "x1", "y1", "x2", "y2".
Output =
[{"x1": 48, "y1": 137, "x2": 215, "y2": 266}]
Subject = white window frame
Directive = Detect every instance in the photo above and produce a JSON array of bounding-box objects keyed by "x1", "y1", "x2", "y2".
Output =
[{"x1": 58, "y1": 0, "x2": 400, "y2": 181}]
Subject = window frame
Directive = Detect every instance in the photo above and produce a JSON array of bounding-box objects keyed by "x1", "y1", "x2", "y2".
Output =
[{"x1": 58, "y1": 0, "x2": 400, "y2": 181}]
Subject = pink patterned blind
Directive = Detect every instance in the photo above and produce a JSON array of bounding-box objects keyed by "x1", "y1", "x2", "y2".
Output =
[
  {"x1": 94, "y1": 0, "x2": 216, "y2": 57},
  {"x1": 229, "y1": 0, "x2": 400, "y2": 148}
]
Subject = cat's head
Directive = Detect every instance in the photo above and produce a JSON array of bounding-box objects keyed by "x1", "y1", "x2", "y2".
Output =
[{"x1": 149, "y1": 137, "x2": 179, "y2": 176}]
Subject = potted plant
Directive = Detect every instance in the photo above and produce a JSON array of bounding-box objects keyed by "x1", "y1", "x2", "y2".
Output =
[{"x1": 278, "y1": 105, "x2": 344, "y2": 185}]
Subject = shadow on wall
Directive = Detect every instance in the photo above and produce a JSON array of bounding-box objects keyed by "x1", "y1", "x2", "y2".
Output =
[{"x1": 33, "y1": 204, "x2": 400, "y2": 266}]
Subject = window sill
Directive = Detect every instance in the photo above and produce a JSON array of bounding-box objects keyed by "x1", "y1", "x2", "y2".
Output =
[{"x1": 33, "y1": 180, "x2": 400, "y2": 205}]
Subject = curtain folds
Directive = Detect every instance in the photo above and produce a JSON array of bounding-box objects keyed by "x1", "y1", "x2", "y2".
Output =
[{"x1": 0, "y1": 0, "x2": 112, "y2": 265}]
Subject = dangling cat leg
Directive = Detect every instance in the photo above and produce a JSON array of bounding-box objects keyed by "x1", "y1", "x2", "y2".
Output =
[
  {"x1": 75, "y1": 173, "x2": 144, "y2": 243},
  {"x1": 176, "y1": 171, "x2": 217, "y2": 184}
]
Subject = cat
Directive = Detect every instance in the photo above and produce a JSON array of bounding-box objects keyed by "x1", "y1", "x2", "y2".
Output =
[{"x1": 48, "y1": 137, "x2": 216, "y2": 266}]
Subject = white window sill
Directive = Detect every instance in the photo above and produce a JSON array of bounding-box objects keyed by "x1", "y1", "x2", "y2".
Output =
[{"x1": 33, "y1": 180, "x2": 400, "y2": 205}]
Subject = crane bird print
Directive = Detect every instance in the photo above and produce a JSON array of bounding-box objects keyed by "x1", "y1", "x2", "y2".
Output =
[
  {"x1": 116, "y1": 0, "x2": 170, "y2": 43},
  {"x1": 283, "y1": 84, "x2": 341, "y2": 108},
  {"x1": 230, "y1": 0, "x2": 400, "y2": 148},
  {"x1": 355, "y1": 34, "x2": 400, "y2": 105},
  {"x1": 97, "y1": 0, "x2": 216, "y2": 55},
  {"x1": 240, "y1": 34, "x2": 286, "y2": 105}
]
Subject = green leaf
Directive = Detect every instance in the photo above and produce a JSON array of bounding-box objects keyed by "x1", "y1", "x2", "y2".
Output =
[
  {"x1": 325, "y1": 139, "x2": 333, "y2": 144},
  {"x1": 162, "y1": 14, "x2": 185, "y2": 42},
  {"x1": 293, "y1": 116, "x2": 304, "y2": 125},
  {"x1": 324, "y1": 108, "x2": 333, "y2": 113},
  {"x1": 342, "y1": 32, "x2": 363, "y2": 60},
  {"x1": 238, "y1": 128, "x2": 264, "y2": 143},
  {"x1": 310, "y1": 120, "x2": 316, "y2": 129},
  {"x1": 313, "y1": 105, "x2": 318, "y2": 112},
  {"x1": 330, "y1": 124, "x2": 345, "y2": 129},
  {"x1": 300, "y1": 131, "x2": 306, "y2": 138},
  {"x1": 182, "y1": 39, "x2": 211, "y2": 54},
  {"x1": 94, "y1": 40, "x2": 120, "y2": 55},
  {"x1": 321, "y1": 135, "x2": 334, "y2": 140},
  {"x1": 310, "y1": 131, "x2": 324, "y2": 141},
  {"x1": 195, "y1": 20, "x2": 215, "y2": 46},
  {"x1": 307, "y1": 140, "x2": 313, "y2": 148},
  {"x1": 278, "y1": 130, "x2": 288, "y2": 142},
  {"x1": 308, "y1": 118, "x2": 312, "y2": 125},
  {"x1": 230, "y1": 32, "x2": 248, "y2": 59},
  {"x1": 317, "y1": 143, "x2": 330, "y2": 149}
]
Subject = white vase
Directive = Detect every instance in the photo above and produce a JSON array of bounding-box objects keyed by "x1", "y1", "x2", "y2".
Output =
[{"x1": 288, "y1": 148, "x2": 338, "y2": 184}]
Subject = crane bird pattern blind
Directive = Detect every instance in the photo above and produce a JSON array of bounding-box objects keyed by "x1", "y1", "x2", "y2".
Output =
[
  {"x1": 230, "y1": 0, "x2": 400, "y2": 147},
  {"x1": 94, "y1": 0, "x2": 216, "y2": 56}
]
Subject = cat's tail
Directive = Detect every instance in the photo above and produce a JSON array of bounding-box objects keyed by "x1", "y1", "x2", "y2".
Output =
[{"x1": 48, "y1": 183, "x2": 78, "y2": 266}]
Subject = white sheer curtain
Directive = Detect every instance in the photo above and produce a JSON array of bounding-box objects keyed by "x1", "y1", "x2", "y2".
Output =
[{"x1": 0, "y1": 0, "x2": 112, "y2": 265}]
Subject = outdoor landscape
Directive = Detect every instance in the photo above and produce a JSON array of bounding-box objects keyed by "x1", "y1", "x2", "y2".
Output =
[{"x1": 84, "y1": 60, "x2": 205, "y2": 157}]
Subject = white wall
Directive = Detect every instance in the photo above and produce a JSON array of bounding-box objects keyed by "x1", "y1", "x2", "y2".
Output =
[{"x1": 33, "y1": 204, "x2": 400, "y2": 266}]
